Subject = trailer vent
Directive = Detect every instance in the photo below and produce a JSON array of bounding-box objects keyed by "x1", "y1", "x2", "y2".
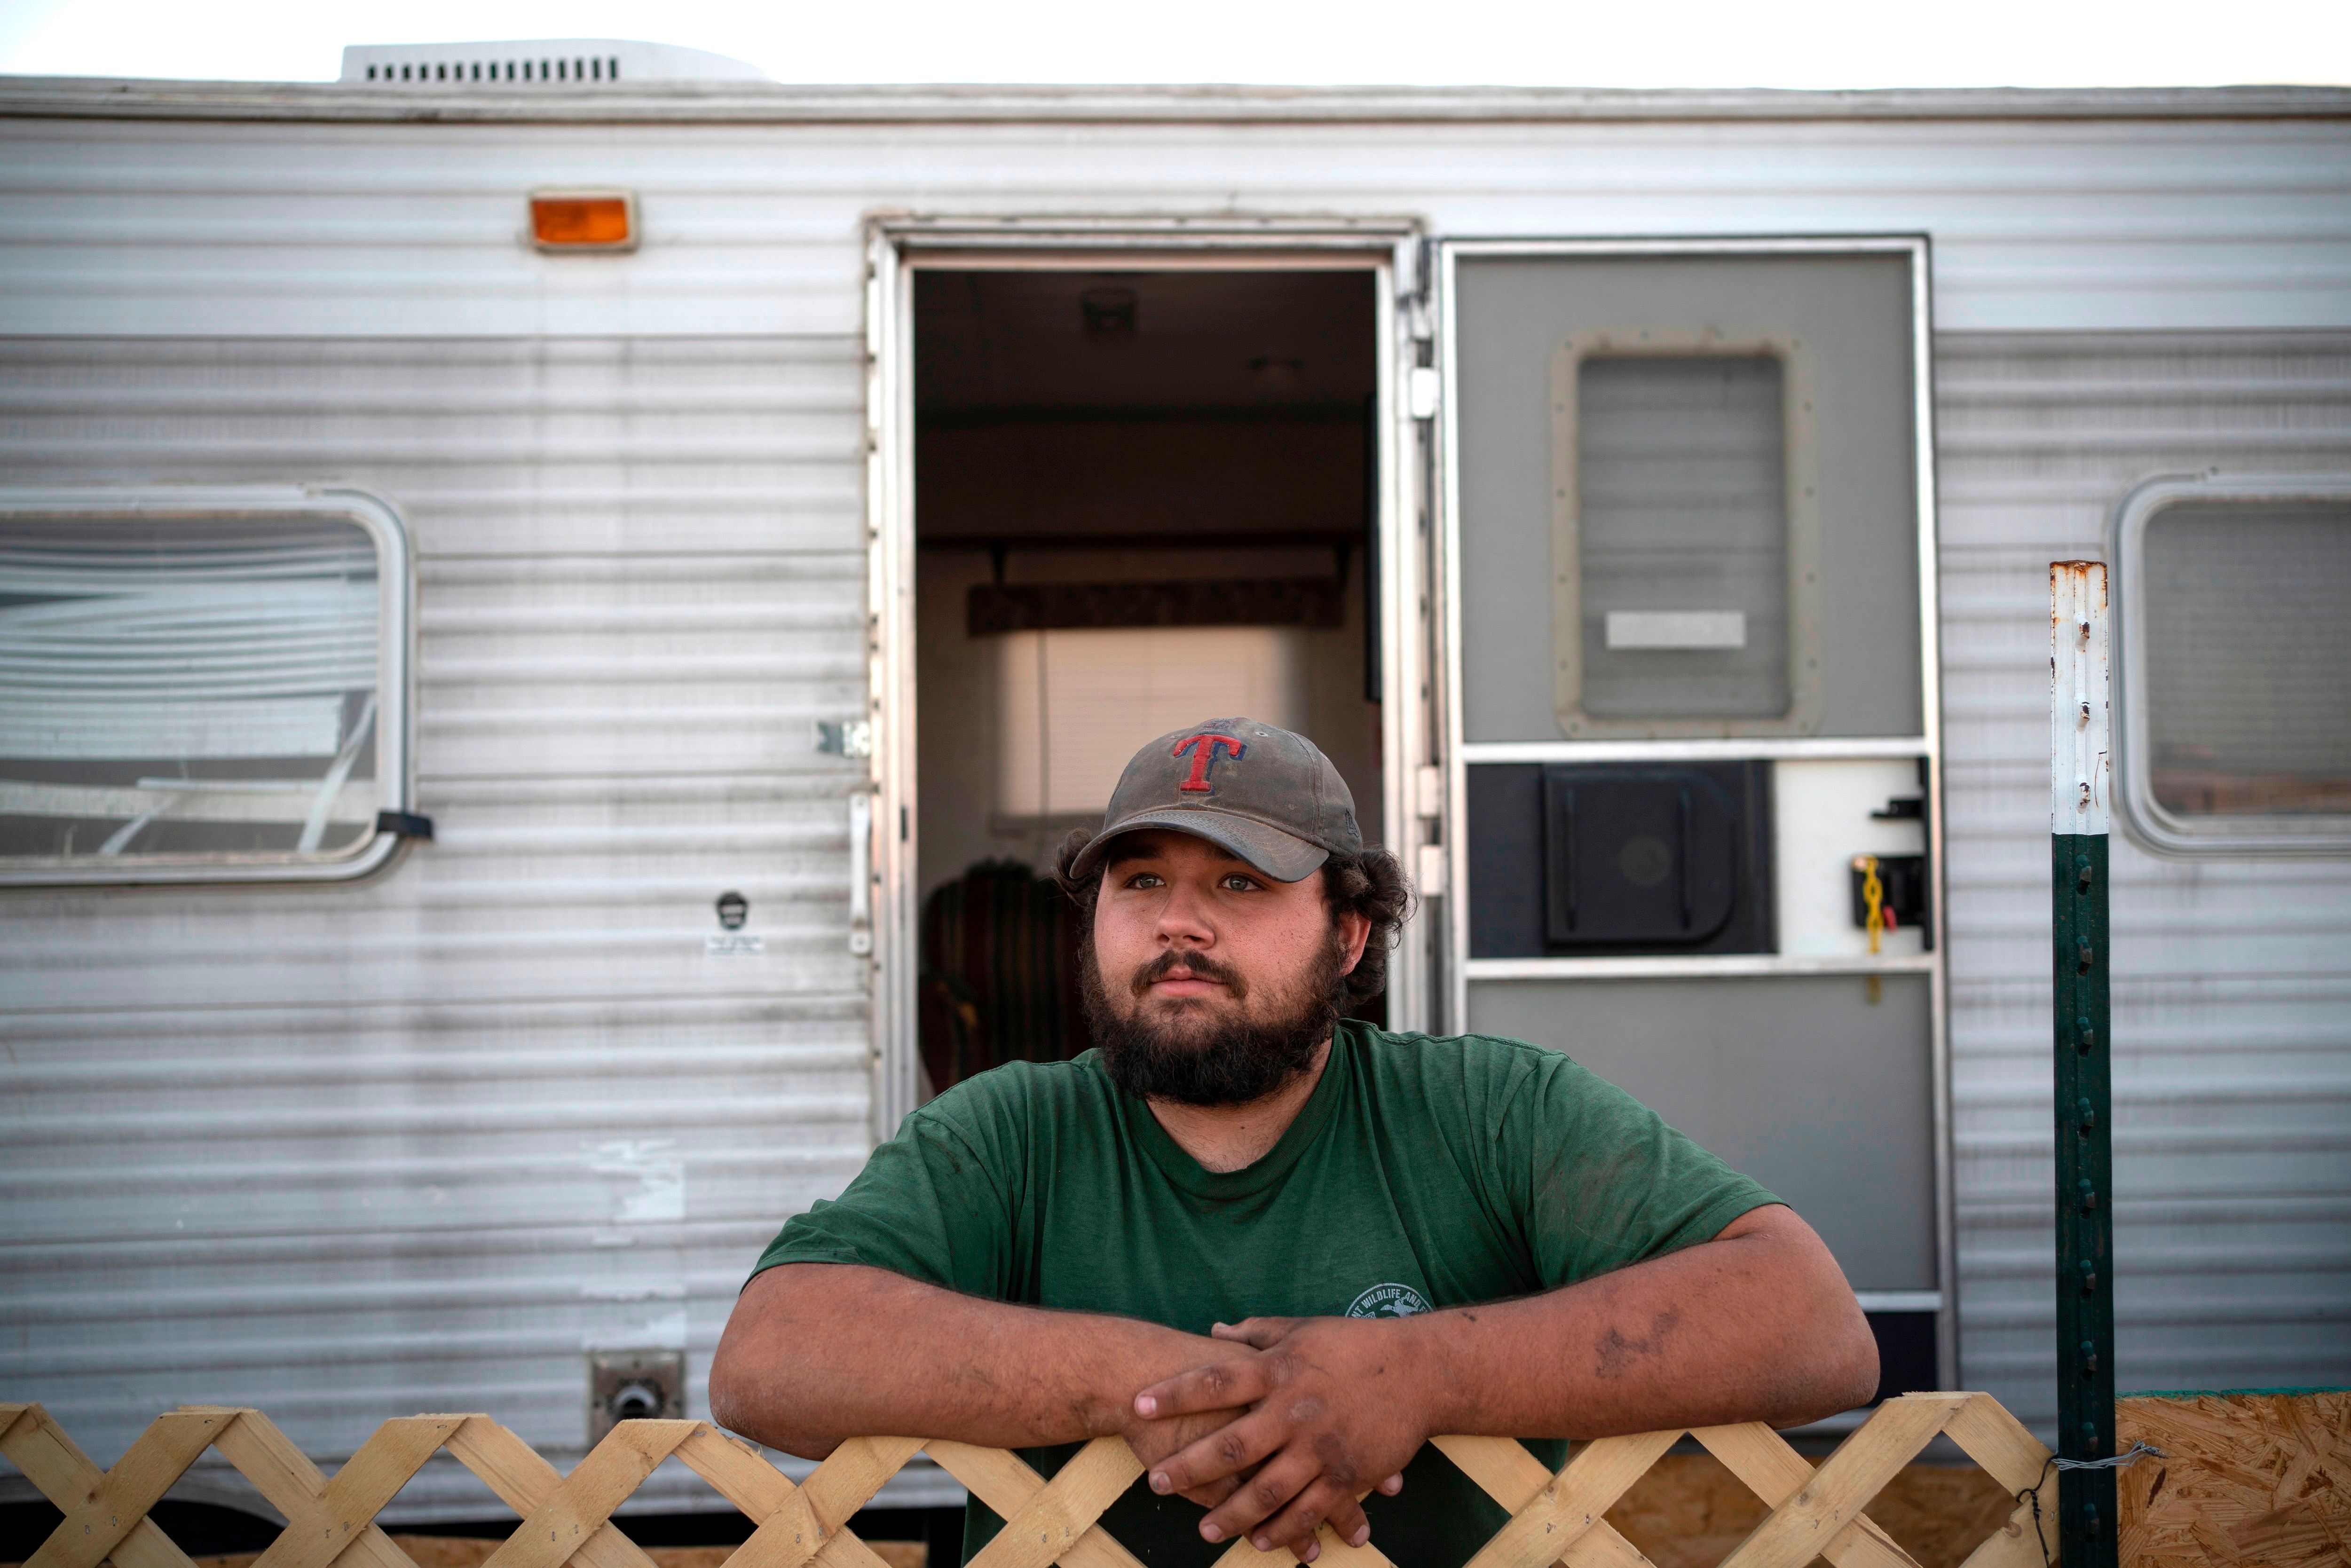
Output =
[{"x1": 339, "y1": 39, "x2": 770, "y2": 87}]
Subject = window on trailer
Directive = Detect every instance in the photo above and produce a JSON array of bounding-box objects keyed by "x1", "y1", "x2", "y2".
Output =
[
  {"x1": 2115, "y1": 477, "x2": 2351, "y2": 853},
  {"x1": 911, "y1": 268, "x2": 1383, "y2": 1097},
  {"x1": 0, "y1": 491, "x2": 412, "y2": 882}
]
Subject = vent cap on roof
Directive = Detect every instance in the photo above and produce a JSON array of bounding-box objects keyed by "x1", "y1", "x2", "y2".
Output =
[{"x1": 339, "y1": 39, "x2": 769, "y2": 87}]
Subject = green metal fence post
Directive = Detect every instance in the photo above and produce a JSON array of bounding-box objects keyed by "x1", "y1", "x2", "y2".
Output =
[{"x1": 2051, "y1": 561, "x2": 2117, "y2": 1565}]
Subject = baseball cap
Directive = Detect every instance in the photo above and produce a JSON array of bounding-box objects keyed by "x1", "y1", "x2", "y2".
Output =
[{"x1": 1067, "y1": 717, "x2": 1362, "y2": 885}]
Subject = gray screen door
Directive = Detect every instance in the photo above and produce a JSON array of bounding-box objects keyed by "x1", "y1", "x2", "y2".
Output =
[{"x1": 1441, "y1": 242, "x2": 1944, "y2": 1318}]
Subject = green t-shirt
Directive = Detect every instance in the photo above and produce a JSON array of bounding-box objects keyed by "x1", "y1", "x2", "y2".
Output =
[{"x1": 751, "y1": 1023, "x2": 1776, "y2": 1568}]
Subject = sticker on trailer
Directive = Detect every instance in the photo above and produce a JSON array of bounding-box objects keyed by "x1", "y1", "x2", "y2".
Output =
[{"x1": 704, "y1": 935, "x2": 765, "y2": 956}]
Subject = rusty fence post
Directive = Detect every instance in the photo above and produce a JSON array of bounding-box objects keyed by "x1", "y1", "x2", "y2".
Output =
[{"x1": 2050, "y1": 561, "x2": 2117, "y2": 1565}]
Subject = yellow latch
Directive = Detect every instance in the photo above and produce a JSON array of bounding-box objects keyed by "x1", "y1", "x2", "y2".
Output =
[
  {"x1": 1857, "y1": 853, "x2": 1886, "y2": 955},
  {"x1": 1855, "y1": 854, "x2": 1888, "y2": 1004}
]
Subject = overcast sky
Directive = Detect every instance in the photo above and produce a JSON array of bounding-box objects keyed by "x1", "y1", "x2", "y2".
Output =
[{"x1": 0, "y1": 0, "x2": 2344, "y2": 87}]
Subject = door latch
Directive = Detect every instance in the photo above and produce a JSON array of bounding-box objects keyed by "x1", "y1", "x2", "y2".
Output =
[{"x1": 847, "y1": 793, "x2": 874, "y2": 957}]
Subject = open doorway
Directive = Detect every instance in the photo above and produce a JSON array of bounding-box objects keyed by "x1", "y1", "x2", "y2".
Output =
[{"x1": 911, "y1": 267, "x2": 1385, "y2": 1097}]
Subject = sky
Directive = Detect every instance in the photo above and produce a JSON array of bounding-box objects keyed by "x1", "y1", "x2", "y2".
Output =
[{"x1": 0, "y1": 0, "x2": 2345, "y2": 88}]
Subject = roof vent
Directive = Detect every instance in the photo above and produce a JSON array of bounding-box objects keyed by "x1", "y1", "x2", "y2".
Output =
[{"x1": 339, "y1": 39, "x2": 769, "y2": 87}]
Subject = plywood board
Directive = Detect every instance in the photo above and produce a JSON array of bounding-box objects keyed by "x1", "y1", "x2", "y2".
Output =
[{"x1": 2117, "y1": 1392, "x2": 2351, "y2": 1568}]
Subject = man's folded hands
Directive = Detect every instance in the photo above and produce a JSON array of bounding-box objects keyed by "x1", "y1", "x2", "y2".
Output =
[{"x1": 1124, "y1": 1316, "x2": 1423, "y2": 1564}]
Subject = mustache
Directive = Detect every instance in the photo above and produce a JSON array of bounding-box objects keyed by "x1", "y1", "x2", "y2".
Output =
[{"x1": 1132, "y1": 948, "x2": 1249, "y2": 1000}]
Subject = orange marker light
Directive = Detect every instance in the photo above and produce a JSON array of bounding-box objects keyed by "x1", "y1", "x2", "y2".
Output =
[{"x1": 529, "y1": 191, "x2": 637, "y2": 252}]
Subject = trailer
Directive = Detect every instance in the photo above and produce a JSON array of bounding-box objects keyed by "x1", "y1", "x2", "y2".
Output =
[{"x1": 0, "y1": 47, "x2": 2346, "y2": 1525}]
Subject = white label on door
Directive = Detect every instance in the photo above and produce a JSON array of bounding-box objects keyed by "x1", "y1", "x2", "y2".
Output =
[{"x1": 1605, "y1": 611, "x2": 1748, "y2": 650}]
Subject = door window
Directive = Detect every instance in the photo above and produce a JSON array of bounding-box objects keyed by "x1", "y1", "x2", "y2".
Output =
[{"x1": 1562, "y1": 342, "x2": 1812, "y2": 727}]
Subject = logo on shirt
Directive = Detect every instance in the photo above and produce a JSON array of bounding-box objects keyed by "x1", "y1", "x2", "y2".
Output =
[{"x1": 1345, "y1": 1283, "x2": 1431, "y2": 1319}]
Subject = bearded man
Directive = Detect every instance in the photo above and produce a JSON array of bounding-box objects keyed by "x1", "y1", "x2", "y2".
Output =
[{"x1": 710, "y1": 718, "x2": 1879, "y2": 1568}]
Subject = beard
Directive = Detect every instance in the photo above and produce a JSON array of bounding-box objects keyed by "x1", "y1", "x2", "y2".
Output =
[{"x1": 1081, "y1": 935, "x2": 1348, "y2": 1108}]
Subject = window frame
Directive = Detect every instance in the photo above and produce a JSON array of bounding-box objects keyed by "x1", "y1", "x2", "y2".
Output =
[
  {"x1": 0, "y1": 484, "x2": 417, "y2": 887},
  {"x1": 2111, "y1": 469, "x2": 2351, "y2": 857}
]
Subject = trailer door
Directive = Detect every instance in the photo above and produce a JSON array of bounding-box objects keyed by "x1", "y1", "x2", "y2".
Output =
[{"x1": 1433, "y1": 239, "x2": 1953, "y2": 1395}]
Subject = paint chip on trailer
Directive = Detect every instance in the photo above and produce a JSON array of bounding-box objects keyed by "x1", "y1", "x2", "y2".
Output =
[
  {"x1": 581, "y1": 1308, "x2": 689, "y2": 1351},
  {"x1": 579, "y1": 1281, "x2": 687, "y2": 1302},
  {"x1": 588, "y1": 1140, "x2": 686, "y2": 1224}
]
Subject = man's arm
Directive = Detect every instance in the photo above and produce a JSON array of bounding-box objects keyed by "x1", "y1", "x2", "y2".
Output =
[
  {"x1": 710, "y1": 1262, "x2": 1215, "y2": 1456},
  {"x1": 708, "y1": 1262, "x2": 1401, "y2": 1548},
  {"x1": 1133, "y1": 1204, "x2": 1879, "y2": 1555}
]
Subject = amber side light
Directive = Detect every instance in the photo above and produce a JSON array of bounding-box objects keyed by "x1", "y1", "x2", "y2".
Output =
[{"x1": 531, "y1": 195, "x2": 634, "y2": 250}]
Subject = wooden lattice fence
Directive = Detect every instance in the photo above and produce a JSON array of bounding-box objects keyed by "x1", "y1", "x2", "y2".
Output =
[{"x1": 1, "y1": 1394, "x2": 2058, "y2": 1568}]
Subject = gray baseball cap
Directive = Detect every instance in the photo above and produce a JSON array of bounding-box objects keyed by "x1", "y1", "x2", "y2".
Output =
[{"x1": 1067, "y1": 717, "x2": 1361, "y2": 885}]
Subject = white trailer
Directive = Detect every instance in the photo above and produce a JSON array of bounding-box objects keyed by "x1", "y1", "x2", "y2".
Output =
[{"x1": 0, "y1": 49, "x2": 2345, "y2": 1525}]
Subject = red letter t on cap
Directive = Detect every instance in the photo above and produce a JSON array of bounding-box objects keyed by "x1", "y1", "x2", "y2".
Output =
[{"x1": 1172, "y1": 733, "x2": 1245, "y2": 792}]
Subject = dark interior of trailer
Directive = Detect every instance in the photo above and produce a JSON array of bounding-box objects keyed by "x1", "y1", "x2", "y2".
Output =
[{"x1": 911, "y1": 267, "x2": 1381, "y2": 1096}]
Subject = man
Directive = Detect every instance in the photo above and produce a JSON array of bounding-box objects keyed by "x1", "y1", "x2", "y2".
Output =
[{"x1": 711, "y1": 718, "x2": 1878, "y2": 1568}]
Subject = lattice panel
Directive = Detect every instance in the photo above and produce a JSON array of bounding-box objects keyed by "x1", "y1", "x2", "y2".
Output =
[{"x1": 0, "y1": 1395, "x2": 2053, "y2": 1568}]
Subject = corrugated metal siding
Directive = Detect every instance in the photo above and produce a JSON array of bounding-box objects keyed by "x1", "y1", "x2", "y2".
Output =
[
  {"x1": 1, "y1": 104, "x2": 2347, "y2": 1500},
  {"x1": 1935, "y1": 331, "x2": 2351, "y2": 1431},
  {"x1": 0, "y1": 116, "x2": 2346, "y2": 336},
  {"x1": 0, "y1": 338, "x2": 938, "y2": 1513}
]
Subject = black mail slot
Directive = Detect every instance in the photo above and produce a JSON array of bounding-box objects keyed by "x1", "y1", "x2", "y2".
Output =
[
  {"x1": 1545, "y1": 766, "x2": 1736, "y2": 945},
  {"x1": 1468, "y1": 761, "x2": 1773, "y2": 957}
]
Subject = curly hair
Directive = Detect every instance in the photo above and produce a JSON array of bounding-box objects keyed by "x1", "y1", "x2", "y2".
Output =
[{"x1": 1053, "y1": 829, "x2": 1413, "y2": 1010}]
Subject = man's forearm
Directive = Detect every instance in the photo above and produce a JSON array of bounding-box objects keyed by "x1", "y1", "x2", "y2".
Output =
[
  {"x1": 1402, "y1": 1206, "x2": 1879, "y2": 1437},
  {"x1": 710, "y1": 1262, "x2": 1231, "y2": 1458}
]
